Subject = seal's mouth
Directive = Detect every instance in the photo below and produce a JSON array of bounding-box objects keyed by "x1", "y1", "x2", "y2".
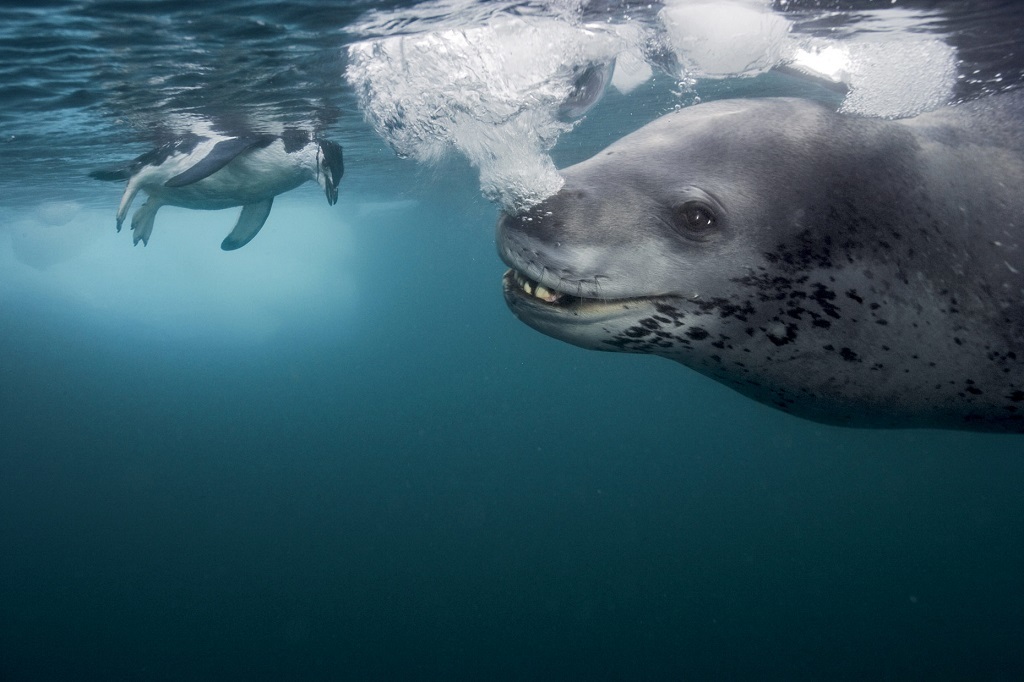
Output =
[
  {"x1": 502, "y1": 268, "x2": 608, "y2": 313},
  {"x1": 501, "y1": 268, "x2": 661, "y2": 317},
  {"x1": 501, "y1": 267, "x2": 675, "y2": 351}
]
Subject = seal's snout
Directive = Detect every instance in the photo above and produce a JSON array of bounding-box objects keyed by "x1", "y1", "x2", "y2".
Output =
[
  {"x1": 497, "y1": 185, "x2": 606, "y2": 305},
  {"x1": 500, "y1": 187, "x2": 590, "y2": 242}
]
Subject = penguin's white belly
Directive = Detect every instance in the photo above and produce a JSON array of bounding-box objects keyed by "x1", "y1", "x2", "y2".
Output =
[{"x1": 147, "y1": 149, "x2": 310, "y2": 210}]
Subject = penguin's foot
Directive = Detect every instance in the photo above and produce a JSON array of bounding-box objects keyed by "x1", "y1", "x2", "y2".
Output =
[{"x1": 130, "y1": 197, "x2": 161, "y2": 246}]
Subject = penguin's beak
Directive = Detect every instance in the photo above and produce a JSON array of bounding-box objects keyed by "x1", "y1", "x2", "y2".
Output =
[{"x1": 317, "y1": 140, "x2": 344, "y2": 207}]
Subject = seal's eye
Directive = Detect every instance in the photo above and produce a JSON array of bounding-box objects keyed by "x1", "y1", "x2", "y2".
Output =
[{"x1": 672, "y1": 201, "x2": 717, "y2": 238}]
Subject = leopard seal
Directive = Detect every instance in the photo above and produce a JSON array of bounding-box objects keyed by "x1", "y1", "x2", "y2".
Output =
[{"x1": 497, "y1": 94, "x2": 1024, "y2": 432}]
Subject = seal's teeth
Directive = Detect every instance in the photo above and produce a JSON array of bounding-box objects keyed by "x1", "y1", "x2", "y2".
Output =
[
  {"x1": 511, "y1": 269, "x2": 564, "y2": 304},
  {"x1": 535, "y1": 285, "x2": 559, "y2": 302}
]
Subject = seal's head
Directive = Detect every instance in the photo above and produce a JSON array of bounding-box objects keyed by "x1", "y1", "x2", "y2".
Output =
[{"x1": 498, "y1": 97, "x2": 843, "y2": 354}]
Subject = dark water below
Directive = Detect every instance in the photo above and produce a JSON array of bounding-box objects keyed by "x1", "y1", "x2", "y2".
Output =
[{"x1": 1, "y1": 1, "x2": 1023, "y2": 680}]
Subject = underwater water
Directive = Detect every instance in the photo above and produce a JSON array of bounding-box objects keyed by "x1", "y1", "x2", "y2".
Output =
[{"x1": 1, "y1": 0, "x2": 1023, "y2": 679}]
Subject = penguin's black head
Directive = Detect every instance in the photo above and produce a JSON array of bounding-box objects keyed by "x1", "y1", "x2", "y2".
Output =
[{"x1": 316, "y1": 139, "x2": 344, "y2": 205}]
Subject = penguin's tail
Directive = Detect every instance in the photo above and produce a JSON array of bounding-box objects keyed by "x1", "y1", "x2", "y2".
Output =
[{"x1": 88, "y1": 166, "x2": 132, "y2": 182}]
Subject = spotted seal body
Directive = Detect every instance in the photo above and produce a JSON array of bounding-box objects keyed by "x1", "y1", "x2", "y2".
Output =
[
  {"x1": 90, "y1": 130, "x2": 343, "y2": 250},
  {"x1": 498, "y1": 94, "x2": 1024, "y2": 432}
]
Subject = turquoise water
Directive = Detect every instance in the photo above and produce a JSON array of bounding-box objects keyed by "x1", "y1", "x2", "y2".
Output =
[{"x1": 1, "y1": 1, "x2": 1023, "y2": 679}]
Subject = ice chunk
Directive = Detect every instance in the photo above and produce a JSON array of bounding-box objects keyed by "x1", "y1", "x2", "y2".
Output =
[
  {"x1": 659, "y1": 0, "x2": 792, "y2": 78},
  {"x1": 611, "y1": 49, "x2": 654, "y2": 95}
]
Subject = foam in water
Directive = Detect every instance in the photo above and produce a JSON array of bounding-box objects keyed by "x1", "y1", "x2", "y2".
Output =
[
  {"x1": 346, "y1": 13, "x2": 621, "y2": 211},
  {"x1": 836, "y1": 37, "x2": 957, "y2": 118}
]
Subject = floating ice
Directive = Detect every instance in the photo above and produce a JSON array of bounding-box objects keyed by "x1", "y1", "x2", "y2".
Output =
[
  {"x1": 659, "y1": 0, "x2": 955, "y2": 117},
  {"x1": 787, "y1": 45, "x2": 852, "y2": 87},
  {"x1": 659, "y1": 0, "x2": 792, "y2": 78},
  {"x1": 611, "y1": 49, "x2": 654, "y2": 96}
]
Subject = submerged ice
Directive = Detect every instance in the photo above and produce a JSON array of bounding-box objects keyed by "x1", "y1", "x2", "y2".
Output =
[{"x1": 0, "y1": 199, "x2": 361, "y2": 342}]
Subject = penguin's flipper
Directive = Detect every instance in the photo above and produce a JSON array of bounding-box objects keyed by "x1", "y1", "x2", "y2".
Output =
[
  {"x1": 115, "y1": 179, "x2": 141, "y2": 232},
  {"x1": 130, "y1": 196, "x2": 163, "y2": 246},
  {"x1": 221, "y1": 198, "x2": 273, "y2": 251},
  {"x1": 165, "y1": 135, "x2": 274, "y2": 188}
]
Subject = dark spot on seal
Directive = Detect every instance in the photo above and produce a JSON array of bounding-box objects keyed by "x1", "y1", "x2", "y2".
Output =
[
  {"x1": 694, "y1": 297, "x2": 756, "y2": 321},
  {"x1": 653, "y1": 303, "x2": 686, "y2": 325},
  {"x1": 1010, "y1": 391, "x2": 1024, "y2": 402},
  {"x1": 810, "y1": 283, "x2": 841, "y2": 319},
  {"x1": 686, "y1": 326, "x2": 710, "y2": 341},
  {"x1": 845, "y1": 289, "x2": 864, "y2": 304},
  {"x1": 840, "y1": 347, "x2": 860, "y2": 362}
]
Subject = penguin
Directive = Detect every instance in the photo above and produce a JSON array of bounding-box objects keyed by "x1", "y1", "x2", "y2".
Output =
[{"x1": 90, "y1": 130, "x2": 344, "y2": 250}]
